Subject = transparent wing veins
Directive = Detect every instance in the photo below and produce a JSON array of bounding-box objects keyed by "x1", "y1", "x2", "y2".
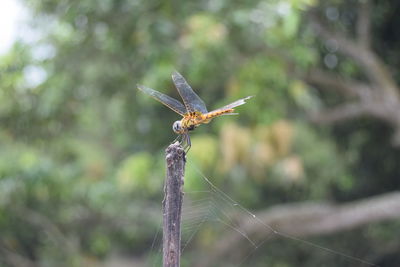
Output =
[
  {"x1": 137, "y1": 84, "x2": 187, "y2": 116},
  {"x1": 172, "y1": 71, "x2": 208, "y2": 114}
]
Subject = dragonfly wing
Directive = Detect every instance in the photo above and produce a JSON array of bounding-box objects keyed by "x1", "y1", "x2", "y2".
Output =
[
  {"x1": 208, "y1": 96, "x2": 253, "y2": 114},
  {"x1": 172, "y1": 71, "x2": 208, "y2": 114},
  {"x1": 137, "y1": 84, "x2": 187, "y2": 116}
]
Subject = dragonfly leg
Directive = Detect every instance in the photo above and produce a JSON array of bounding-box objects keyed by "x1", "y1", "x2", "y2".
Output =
[
  {"x1": 172, "y1": 134, "x2": 181, "y2": 144},
  {"x1": 171, "y1": 133, "x2": 191, "y2": 153},
  {"x1": 184, "y1": 133, "x2": 191, "y2": 153}
]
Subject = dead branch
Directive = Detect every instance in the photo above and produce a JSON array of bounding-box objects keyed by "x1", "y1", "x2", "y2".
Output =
[
  {"x1": 305, "y1": 68, "x2": 371, "y2": 98},
  {"x1": 357, "y1": 0, "x2": 371, "y2": 47},
  {"x1": 163, "y1": 142, "x2": 185, "y2": 267},
  {"x1": 309, "y1": 102, "x2": 371, "y2": 123}
]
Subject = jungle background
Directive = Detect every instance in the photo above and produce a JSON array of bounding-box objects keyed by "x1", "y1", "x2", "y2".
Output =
[{"x1": 1, "y1": 0, "x2": 400, "y2": 266}]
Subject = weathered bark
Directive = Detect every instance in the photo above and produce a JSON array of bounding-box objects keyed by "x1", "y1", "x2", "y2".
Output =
[{"x1": 163, "y1": 142, "x2": 185, "y2": 267}]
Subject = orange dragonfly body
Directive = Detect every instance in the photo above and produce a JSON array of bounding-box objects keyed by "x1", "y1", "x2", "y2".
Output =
[{"x1": 137, "y1": 71, "x2": 252, "y2": 150}]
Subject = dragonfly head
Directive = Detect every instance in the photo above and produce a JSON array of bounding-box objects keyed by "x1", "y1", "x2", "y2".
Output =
[{"x1": 173, "y1": 120, "x2": 184, "y2": 134}]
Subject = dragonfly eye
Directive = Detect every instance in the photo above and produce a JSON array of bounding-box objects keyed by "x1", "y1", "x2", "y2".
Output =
[{"x1": 172, "y1": 121, "x2": 183, "y2": 134}]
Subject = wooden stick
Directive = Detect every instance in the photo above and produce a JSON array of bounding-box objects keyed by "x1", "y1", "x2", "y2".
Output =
[{"x1": 163, "y1": 142, "x2": 185, "y2": 267}]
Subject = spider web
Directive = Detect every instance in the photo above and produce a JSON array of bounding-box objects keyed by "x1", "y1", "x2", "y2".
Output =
[{"x1": 146, "y1": 162, "x2": 379, "y2": 267}]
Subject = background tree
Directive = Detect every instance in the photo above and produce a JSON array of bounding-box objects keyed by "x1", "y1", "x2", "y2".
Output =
[{"x1": 0, "y1": 0, "x2": 399, "y2": 266}]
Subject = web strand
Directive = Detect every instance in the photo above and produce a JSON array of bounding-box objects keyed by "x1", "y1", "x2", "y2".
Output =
[
  {"x1": 190, "y1": 162, "x2": 380, "y2": 267},
  {"x1": 147, "y1": 163, "x2": 380, "y2": 267}
]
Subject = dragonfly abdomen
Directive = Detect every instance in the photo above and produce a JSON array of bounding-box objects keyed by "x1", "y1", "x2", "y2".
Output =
[{"x1": 203, "y1": 109, "x2": 234, "y2": 121}]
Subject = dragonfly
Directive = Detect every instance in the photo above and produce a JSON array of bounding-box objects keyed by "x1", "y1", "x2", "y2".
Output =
[{"x1": 137, "y1": 71, "x2": 252, "y2": 151}]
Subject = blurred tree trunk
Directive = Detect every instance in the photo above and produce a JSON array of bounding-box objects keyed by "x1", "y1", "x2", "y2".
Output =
[{"x1": 304, "y1": 0, "x2": 400, "y2": 145}]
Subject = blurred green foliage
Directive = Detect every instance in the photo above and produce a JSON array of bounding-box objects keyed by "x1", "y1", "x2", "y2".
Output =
[{"x1": 1, "y1": 0, "x2": 400, "y2": 266}]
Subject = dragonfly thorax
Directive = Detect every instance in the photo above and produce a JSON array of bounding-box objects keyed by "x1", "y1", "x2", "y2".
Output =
[{"x1": 173, "y1": 116, "x2": 199, "y2": 134}]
